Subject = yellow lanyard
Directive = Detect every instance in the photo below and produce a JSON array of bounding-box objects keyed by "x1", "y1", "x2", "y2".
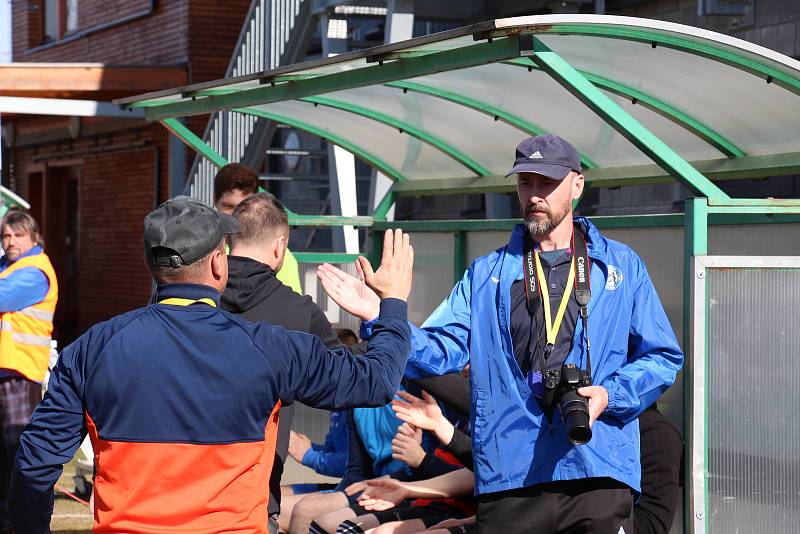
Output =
[
  {"x1": 534, "y1": 251, "x2": 575, "y2": 346},
  {"x1": 158, "y1": 297, "x2": 217, "y2": 308}
]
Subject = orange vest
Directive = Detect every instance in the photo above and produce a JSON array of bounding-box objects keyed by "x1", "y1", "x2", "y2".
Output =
[{"x1": 0, "y1": 251, "x2": 58, "y2": 382}]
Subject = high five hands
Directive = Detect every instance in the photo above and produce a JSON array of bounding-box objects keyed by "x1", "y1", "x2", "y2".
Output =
[{"x1": 318, "y1": 229, "x2": 413, "y2": 315}]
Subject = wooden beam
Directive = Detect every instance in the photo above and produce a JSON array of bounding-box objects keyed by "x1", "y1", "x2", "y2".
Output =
[{"x1": 0, "y1": 64, "x2": 187, "y2": 94}]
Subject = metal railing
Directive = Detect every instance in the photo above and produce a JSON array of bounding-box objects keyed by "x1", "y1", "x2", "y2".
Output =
[{"x1": 186, "y1": 0, "x2": 307, "y2": 204}]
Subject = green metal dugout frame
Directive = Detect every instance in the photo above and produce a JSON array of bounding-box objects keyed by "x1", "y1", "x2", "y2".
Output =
[
  {"x1": 0, "y1": 185, "x2": 31, "y2": 218},
  {"x1": 119, "y1": 15, "x2": 800, "y2": 534}
]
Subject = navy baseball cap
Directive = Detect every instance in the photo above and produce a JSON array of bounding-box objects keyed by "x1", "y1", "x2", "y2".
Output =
[
  {"x1": 144, "y1": 196, "x2": 239, "y2": 267},
  {"x1": 505, "y1": 135, "x2": 582, "y2": 180}
]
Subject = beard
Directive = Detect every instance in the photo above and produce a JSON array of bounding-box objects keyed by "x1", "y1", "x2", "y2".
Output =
[{"x1": 523, "y1": 200, "x2": 570, "y2": 237}]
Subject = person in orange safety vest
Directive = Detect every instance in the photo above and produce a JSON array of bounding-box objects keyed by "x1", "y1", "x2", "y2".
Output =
[{"x1": 0, "y1": 210, "x2": 57, "y2": 532}]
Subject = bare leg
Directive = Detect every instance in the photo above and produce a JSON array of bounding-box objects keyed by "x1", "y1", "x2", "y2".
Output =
[
  {"x1": 421, "y1": 516, "x2": 476, "y2": 533},
  {"x1": 367, "y1": 519, "x2": 428, "y2": 534},
  {"x1": 279, "y1": 492, "x2": 316, "y2": 533},
  {"x1": 289, "y1": 491, "x2": 349, "y2": 534}
]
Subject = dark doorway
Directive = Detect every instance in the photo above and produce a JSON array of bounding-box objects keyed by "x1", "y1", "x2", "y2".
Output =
[{"x1": 45, "y1": 165, "x2": 81, "y2": 347}]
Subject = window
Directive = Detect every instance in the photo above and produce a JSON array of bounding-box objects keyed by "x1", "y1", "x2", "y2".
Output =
[{"x1": 42, "y1": 0, "x2": 78, "y2": 42}]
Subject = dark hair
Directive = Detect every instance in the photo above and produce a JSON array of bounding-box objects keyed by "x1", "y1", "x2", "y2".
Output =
[
  {"x1": 337, "y1": 328, "x2": 359, "y2": 347},
  {"x1": 213, "y1": 163, "x2": 259, "y2": 202},
  {"x1": 146, "y1": 239, "x2": 225, "y2": 285},
  {"x1": 229, "y1": 192, "x2": 289, "y2": 249},
  {"x1": 1, "y1": 210, "x2": 44, "y2": 247}
]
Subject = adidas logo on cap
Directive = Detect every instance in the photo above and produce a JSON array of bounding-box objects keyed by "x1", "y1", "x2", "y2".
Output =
[{"x1": 529, "y1": 150, "x2": 543, "y2": 159}]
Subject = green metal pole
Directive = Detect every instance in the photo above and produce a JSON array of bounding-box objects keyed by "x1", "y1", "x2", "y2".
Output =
[
  {"x1": 683, "y1": 197, "x2": 708, "y2": 534},
  {"x1": 373, "y1": 189, "x2": 396, "y2": 221},
  {"x1": 528, "y1": 37, "x2": 730, "y2": 202},
  {"x1": 160, "y1": 118, "x2": 228, "y2": 168}
]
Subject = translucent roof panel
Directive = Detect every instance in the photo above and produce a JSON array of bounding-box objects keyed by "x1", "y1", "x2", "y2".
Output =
[
  {"x1": 319, "y1": 85, "x2": 532, "y2": 176},
  {"x1": 118, "y1": 15, "x2": 800, "y2": 192},
  {"x1": 410, "y1": 65, "x2": 654, "y2": 167},
  {"x1": 537, "y1": 33, "x2": 800, "y2": 157},
  {"x1": 245, "y1": 100, "x2": 470, "y2": 180}
]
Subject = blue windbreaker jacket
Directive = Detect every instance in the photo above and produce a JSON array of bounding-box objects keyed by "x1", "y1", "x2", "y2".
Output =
[
  {"x1": 301, "y1": 411, "x2": 348, "y2": 478},
  {"x1": 402, "y1": 218, "x2": 683, "y2": 495}
]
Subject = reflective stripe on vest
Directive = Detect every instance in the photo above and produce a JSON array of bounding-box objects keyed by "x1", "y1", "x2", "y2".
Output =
[{"x1": 0, "y1": 251, "x2": 58, "y2": 382}]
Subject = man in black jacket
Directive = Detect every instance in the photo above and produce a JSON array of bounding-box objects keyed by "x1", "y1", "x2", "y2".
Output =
[{"x1": 221, "y1": 192, "x2": 343, "y2": 534}]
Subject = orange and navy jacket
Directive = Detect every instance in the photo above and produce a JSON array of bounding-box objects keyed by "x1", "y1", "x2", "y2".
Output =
[{"x1": 10, "y1": 283, "x2": 410, "y2": 533}]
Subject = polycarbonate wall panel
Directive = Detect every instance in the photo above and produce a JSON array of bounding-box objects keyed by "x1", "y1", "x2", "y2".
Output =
[
  {"x1": 466, "y1": 231, "x2": 509, "y2": 263},
  {"x1": 406, "y1": 233, "x2": 455, "y2": 325},
  {"x1": 710, "y1": 224, "x2": 800, "y2": 256},
  {"x1": 706, "y1": 266, "x2": 800, "y2": 533},
  {"x1": 600, "y1": 227, "x2": 684, "y2": 437},
  {"x1": 324, "y1": 85, "x2": 528, "y2": 176},
  {"x1": 300, "y1": 262, "x2": 361, "y2": 334},
  {"x1": 540, "y1": 34, "x2": 800, "y2": 157},
  {"x1": 249, "y1": 101, "x2": 468, "y2": 180}
]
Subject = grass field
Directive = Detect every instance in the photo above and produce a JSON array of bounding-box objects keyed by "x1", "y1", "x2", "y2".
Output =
[{"x1": 50, "y1": 458, "x2": 92, "y2": 533}]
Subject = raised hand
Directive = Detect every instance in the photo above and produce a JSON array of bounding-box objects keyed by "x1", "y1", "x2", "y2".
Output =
[
  {"x1": 392, "y1": 390, "x2": 444, "y2": 432},
  {"x1": 358, "y1": 229, "x2": 414, "y2": 301},
  {"x1": 393, "y1": 390, "x2": 455, "y2": 447},
  {"x1": 317, "y1": 262, "x2": 381, "y2": 321},
  {"x1": 391, "y1": 423, "x2": 425, "y2": 468}
]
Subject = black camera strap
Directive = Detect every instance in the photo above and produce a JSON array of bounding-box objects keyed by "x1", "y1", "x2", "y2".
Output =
[{"x1": 572, "y1": 223, "x2": 592, "y2": 380}]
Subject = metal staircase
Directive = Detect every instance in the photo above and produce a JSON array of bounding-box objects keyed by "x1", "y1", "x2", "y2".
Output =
[{"x1": 185, "y1": 0, "x2": 311, "y2": 204}]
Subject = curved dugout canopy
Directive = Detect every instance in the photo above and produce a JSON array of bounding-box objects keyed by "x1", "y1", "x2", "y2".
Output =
[{"x1": 117, "y1": 15, "x2": 800, "y2": 214}]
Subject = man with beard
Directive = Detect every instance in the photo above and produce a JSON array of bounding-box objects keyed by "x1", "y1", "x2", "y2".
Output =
[{"x1": 318, "y1": 135, "x2": 683, "y2": 533}]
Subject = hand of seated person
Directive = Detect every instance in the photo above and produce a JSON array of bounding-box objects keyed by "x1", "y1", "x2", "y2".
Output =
[
  {"x1": 391, "y1": 422, "x2": 425, "y2": 468},
  {"x1": 345, "y1": 474, "x2": 391, "y2": 497},
  {"x1": 288, "y1": 430, "x2": 312, "y2": 463},
  {"x1": 357, "y1": 478, "x2": 411, "y2": 511},
  {"x1": 393, "y1": 390, "x2": 455, "y2": 446}
]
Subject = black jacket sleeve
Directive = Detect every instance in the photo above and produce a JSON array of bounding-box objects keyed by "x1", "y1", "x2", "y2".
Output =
[
  {"x1": 412, "y1": 372, "x2": 470, "y2": 417},
  {"x1": 415, "y1": 450, "x2": 462, "y2": 479},
  {"x1": 633, "y1": 405, "x2": 683, "y2": 534},
  {"x1": 444, "y1": 428, "x2": 474, "y2": 470}
]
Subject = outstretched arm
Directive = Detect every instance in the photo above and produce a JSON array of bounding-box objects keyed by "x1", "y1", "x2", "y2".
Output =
[
  {"x1": 275, "y1": 230, "x2": 416, "y2": 410},
  {"x1": 319, "y1": 261, "x2": 473, "y2": 379},
  {"x1": 357, "y1": 468, "x2": 474, "y2": 511}
]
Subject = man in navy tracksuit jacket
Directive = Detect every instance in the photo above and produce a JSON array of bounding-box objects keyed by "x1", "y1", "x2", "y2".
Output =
[{"x1": 10, "y1": 197, "x2": 415, "y2": 533}]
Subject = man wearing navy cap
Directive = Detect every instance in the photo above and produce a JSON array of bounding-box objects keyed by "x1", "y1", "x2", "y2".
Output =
[
  {"x1": 10, "y1": 197, "x2": 416, "y2": 533},
  {"x1": 320, "y1": 135, "x2": 683, "y2": 533}
]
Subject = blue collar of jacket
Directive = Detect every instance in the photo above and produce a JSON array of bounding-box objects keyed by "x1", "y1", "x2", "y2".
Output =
[
  {"x1": 0, "y1": 245, "x2": 43, "y2": 270},
  {"x1": 507, "y1": 216, "x2": 607, "y2": 266},
  {"x1": 154, "y1": 283, "x2": 222, "y2": 306}
]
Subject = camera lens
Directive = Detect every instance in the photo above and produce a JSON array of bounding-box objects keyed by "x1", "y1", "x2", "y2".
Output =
[{"x1": 559, "y1": 390, "x2": 592, "y2": 445}]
